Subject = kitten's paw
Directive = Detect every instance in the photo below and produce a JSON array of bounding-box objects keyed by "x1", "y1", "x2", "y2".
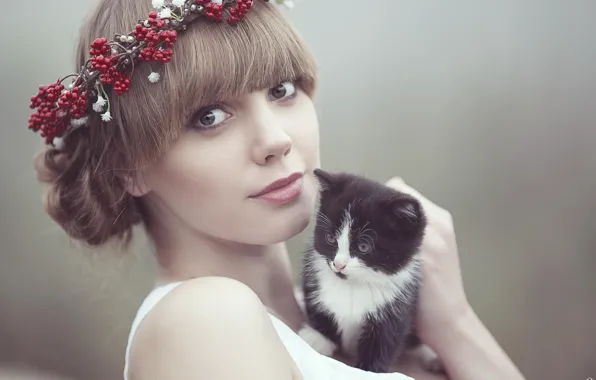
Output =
[
  {"x1": 298, "y1": 325, "x2": 337, "y2": 357},
  {"x1": 293, "y1": 286, "x2": 306, "y2": 315},
  {"x1": 422, "y1": 356, "x2": 445, "y2": 374},
  {"x1": 411, "y1": 344, "x2": 445, "y2": 374}
]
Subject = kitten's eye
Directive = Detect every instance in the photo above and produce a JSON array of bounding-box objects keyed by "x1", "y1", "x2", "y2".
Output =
[
  {"x1": 357, "y1": 242, "x2": 372, "y2": 253},
  {"x1": 325, "y1": 233, "x2": 336, "y2": 244},
  {"x1": 193, "y1": 106, "x2": 230, "y2": 130},
  {"x1": 269, "y1": 81, "x2": 296, "y2": 101}
]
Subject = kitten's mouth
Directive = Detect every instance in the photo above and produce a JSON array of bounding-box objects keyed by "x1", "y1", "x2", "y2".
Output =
[{"x1": 328, "y1": 260, "x2": 348, "y2": 279}]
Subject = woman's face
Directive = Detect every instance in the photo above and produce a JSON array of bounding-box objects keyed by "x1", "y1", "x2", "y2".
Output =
[{"x1": 138, "y1": 81, "x2": 320, "y2": 245}]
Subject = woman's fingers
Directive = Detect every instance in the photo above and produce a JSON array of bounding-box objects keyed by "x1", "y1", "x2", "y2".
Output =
[{"x1": 385, "y1": 177, "x2": 453, "y2": 230}]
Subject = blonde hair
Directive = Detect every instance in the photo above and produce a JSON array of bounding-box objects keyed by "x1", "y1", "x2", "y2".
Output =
[{"x1": 35, "y1": 0, "x2": 318, "y2": 247}]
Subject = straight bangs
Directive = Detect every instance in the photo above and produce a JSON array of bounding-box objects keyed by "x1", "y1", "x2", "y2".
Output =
[
  {"x1": 168, "y1": 0, "x2": 318, "y2": 117},
  {"x1": 76, "y1": 0, "x2": 317, "y2": 170}
]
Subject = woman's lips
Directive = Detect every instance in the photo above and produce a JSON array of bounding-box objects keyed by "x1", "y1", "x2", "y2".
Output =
[{"x1": 250, "y1": 172, "x2": 303, "y2": 204}]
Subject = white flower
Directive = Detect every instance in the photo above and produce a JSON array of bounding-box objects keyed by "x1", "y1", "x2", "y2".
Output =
[
  {"x1": 93, "y1": 96, "x2": 107, "y2": 112},
  {"x1": 158, "y1": 7, "x2": 172, "y2": 18},
  {"x1": 70, "y1": 116, "x2": 89, "y2": 127},
  {"x1": 211, "y1": 0, "x2": 223, "y2": 4},
  {"x1": 53, "y1": 137, "x2": 65, "y2": 151},
  {"x1": 172, "y1": 0, "x2": 186, "y2": 6},
  {"x1": 152, "y1": 0, "x2": 165, "y2": 8},
  {"x1": 101, "y1": 111, "x2": 112, "y2": 122},
  {"x1": 148, "y1": 72, "x2": 161, "y2": 83}
]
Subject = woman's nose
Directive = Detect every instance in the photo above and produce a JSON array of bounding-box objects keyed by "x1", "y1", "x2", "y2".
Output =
[{"x1": 251, "y1": 119, "x2": 292, "y2": 166}]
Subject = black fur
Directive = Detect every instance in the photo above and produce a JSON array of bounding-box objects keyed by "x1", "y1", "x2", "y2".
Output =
[{"x1": 355, "y1": 296, "x2": 417, "y2": 372}]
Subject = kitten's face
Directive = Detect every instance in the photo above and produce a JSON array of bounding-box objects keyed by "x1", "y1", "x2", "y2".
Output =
[{"x1": 312, "y1": 169, "x2": 427, "y2": 281}]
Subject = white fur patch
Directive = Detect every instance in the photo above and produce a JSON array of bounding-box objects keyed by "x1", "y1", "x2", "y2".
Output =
[
  {"x1": 332, "y1": 210, "x2": 352, "y2": 270},
  {"x1": 310, "y1": 254, "x2": 419, "y2": 357},
  {"x1": 298, "y1": 325, "x2": 337, "y2": 357}
]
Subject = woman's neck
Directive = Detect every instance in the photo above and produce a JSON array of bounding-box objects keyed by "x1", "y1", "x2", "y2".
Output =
[{"x1": 153, "y1": 225, "x2": 305, "y2": 331}]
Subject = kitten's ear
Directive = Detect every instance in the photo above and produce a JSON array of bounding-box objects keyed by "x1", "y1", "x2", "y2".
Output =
[
  {"x1": 384, "y1": 195, "x2": 425, "y2": 229},
  {"x1": 313, "y1": 168, "x2": 337, "y2": 192}
]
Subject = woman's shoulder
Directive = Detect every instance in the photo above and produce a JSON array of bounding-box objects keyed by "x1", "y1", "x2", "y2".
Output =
[
  {"x1": 153, "y1": 276, "x2": 262, "y2": 314},
  {"x1": 127, "y1": 277, "x2": 299, "y2": 380},
  {"x1": 137, "y1": 276, "x2": 265, "y2": 340}
]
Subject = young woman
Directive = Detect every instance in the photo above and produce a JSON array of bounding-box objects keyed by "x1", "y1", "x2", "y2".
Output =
[{"x1": 30, "y1": 0, "x2": 526, "y2": 379}]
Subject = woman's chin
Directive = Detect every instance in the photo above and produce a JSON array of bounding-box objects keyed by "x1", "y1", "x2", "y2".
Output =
[
  {"x1": 257, "y1": 212, "x2": 312, "y2": 245},
  {"x1": 289, "y1": 211, "x2": 312, "y2": 237},
  {"x1": 243, "y1": 204, "x2": 313, "y2": 246}
]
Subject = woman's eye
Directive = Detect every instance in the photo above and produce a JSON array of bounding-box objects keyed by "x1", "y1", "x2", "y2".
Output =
[
  {"x1": 269, "y1": 81, "x2": 297, "y2": 100},
  {"x1": 194, "y1": 107, "x2": 230, "y2": 129}
]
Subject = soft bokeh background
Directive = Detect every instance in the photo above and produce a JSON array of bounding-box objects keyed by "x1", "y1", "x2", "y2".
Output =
[{"x1": 1, "y1": 0, "x2": 595, "y2": 379}]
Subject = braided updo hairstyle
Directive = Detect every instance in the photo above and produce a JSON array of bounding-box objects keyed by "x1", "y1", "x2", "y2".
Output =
[{"x1": 33, "y1": 0, "x2": 317, "y2": 247}]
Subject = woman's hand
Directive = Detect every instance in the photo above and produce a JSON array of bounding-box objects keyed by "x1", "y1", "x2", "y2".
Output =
[
  {"x1": 385, "y1": 177, "x2": 470, "y2": 346},
  {"x1": 385, "y1": 177, "x2": 526, "y2": 380}
]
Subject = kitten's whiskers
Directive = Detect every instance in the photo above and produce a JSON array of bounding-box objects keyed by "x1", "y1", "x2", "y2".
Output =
[{"x1": 316, "y1": 211, "x2": 334, "y2": 230}]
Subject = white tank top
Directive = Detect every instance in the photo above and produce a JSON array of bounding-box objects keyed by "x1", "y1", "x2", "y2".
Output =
[{"x1": 123, "y1": 282, "x2": 415, "y2": 380}]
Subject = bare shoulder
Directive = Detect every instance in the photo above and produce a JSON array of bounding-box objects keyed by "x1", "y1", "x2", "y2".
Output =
[
  {"x1": 150, "y1": 276, "x2": 264, "y2": 325},
  {"x1": 129, "y1": 277, "x2": 299, "y2": 380}
]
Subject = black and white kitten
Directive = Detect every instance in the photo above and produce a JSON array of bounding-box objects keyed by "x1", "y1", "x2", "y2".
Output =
[{"x1": 299, "y1": 169, "x2": 443, "y2": 374}]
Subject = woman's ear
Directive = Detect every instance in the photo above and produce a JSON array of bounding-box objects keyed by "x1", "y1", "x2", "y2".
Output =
[{"x1": 123, "y1": 170, "x2": 151, "y2": 197}]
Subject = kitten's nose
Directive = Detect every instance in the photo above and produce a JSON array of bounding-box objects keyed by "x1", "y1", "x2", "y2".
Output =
[{"x1": 333, "y1": 261, "x2": 346, "y2": 271}]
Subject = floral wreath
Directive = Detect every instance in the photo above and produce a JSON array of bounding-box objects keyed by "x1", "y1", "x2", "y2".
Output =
[{"x1": 27, "y1": 0, "x2": 295, "y2": 150}]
